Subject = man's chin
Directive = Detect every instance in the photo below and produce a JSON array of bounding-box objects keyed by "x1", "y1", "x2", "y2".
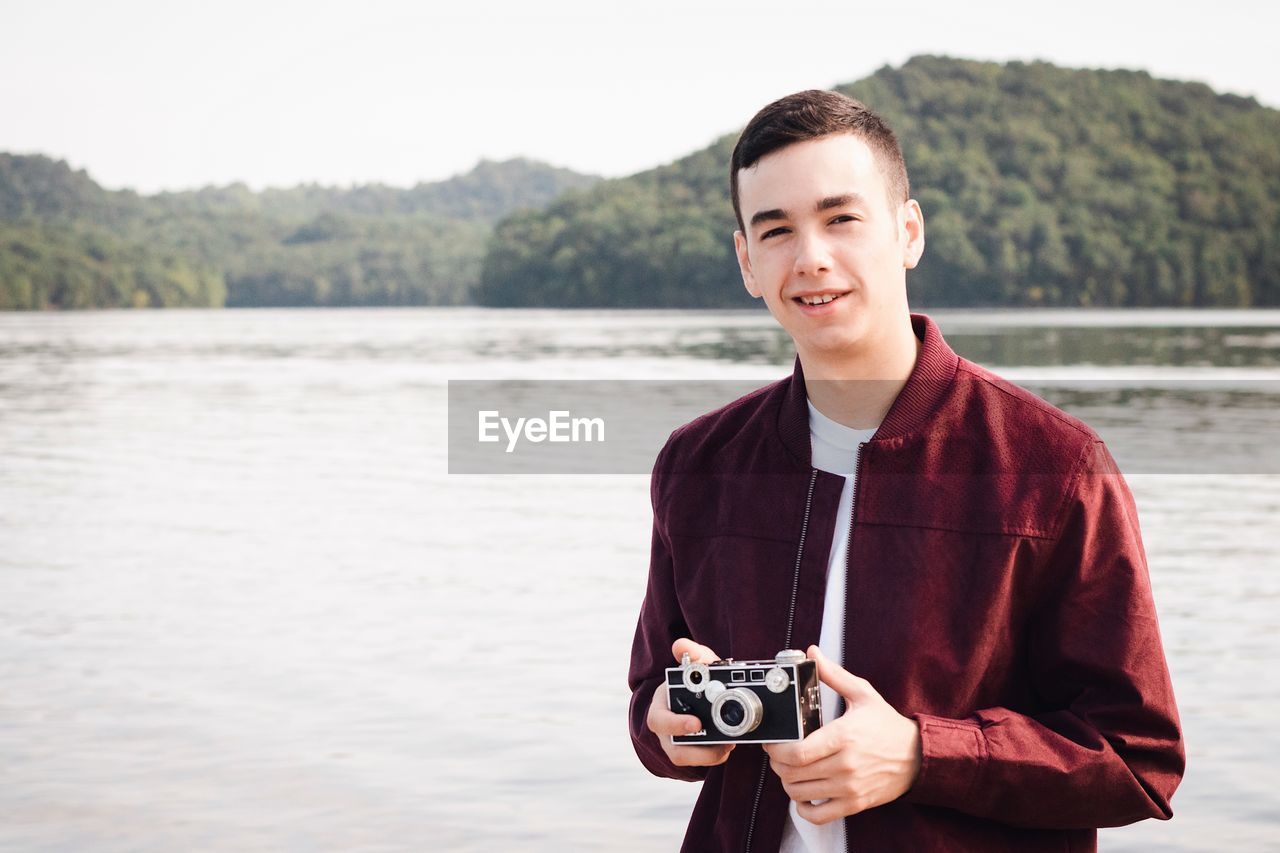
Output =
[{"x1": 795, "y1": 332, "x2": 872, "y2": 363}]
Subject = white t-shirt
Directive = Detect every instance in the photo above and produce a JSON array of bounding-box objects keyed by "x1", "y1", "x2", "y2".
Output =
[{"x1": 779, "y1": 403, "x2": 877, "y2": 853}]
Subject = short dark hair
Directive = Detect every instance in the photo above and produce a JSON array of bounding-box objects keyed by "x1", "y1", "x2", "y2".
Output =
[{"x1": 730, "y1": 90, "x2": 910, "y2": 232}]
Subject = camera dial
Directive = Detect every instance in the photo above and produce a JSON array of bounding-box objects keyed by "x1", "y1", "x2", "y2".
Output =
[
  {"x1": 711, "y1": 688, "x2": 764, "y2": 737},
  {"x1": 774, "y1": 649, "x2": 806, "y2": 666},
  {"x1": 764, "y1": 666, "x2": 791, "y2": 693},
  {"x1": 681, "y1": 655, "x2": 711, "y2": 695}
]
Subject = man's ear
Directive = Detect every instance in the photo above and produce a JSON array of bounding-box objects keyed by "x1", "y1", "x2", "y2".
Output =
[
  {"x1": 734, "y1": 230, "x2": 761, "y2": 298},
  {"x1": 901, "y1": 199, "x2": 925, "y2": 270}
]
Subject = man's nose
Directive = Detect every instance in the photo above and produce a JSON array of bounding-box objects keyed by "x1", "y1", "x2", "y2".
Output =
[{"x1": 793, "y1": 231, "x2": 833, "y2": 277}]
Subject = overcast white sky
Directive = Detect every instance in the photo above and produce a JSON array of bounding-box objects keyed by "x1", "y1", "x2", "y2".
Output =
[{"x1": 4, "y1": 0, "x2": 1277, "y2": 194}]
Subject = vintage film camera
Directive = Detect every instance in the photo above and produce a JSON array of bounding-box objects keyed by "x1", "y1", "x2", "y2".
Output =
[{"x1": 666, "y1": 649, "x2": 822, "y2": 744}]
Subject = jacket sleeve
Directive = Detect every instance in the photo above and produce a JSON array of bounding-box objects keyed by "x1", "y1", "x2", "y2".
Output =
[
  {"x1": 903, "y1": 440, "x2": 1185, "y2": 828},
  {"x1": 627, "y1": 442, "x2": 709, "y2": 782}
]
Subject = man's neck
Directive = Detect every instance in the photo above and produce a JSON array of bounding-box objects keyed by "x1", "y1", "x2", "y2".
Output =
[{"x1": 800, "y1": 324, "x2": 921, "y2": 430}]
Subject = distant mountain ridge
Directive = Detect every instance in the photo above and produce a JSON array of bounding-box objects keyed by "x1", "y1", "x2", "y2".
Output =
[
  {"x1": 478, "y1": 56, "x2": 1280, "y2": 308},
  {"x1": 0, "y1": 156, "x2": 598, "y2": 309},
  {"x1": 4, "y1": 55, "x2": 1279, "y2": 310},
  {"x1": 0, "y1": 154, "x2": 142, "y2": 225},
  {"x1": 144, "y1": 158, "x2": 598, "y2": 223},
  {"x1": 0, "y1": 154, "x2": 596, "y2": 223}
]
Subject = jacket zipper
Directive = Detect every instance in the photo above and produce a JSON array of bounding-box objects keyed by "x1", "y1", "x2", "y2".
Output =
[
  {"x1": 744, "y1": 467, "x2": 818, "y2": 853},
  {"x1": 784, "y1": 468, "x2": 819, "y2": 651}
]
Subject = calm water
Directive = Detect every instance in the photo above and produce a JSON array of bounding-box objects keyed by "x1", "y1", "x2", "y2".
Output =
[{"x1": 1, "y1": 308, "x2": 1278, "y2": 852}]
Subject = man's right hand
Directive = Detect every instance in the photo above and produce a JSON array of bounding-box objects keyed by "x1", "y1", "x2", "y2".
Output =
[{"x1": 645, "y1": 638, "x2": 735, "y2": 768}]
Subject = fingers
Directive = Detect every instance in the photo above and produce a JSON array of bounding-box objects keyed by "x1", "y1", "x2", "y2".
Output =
[
  {"x1": 808, "y1": 645, "x2": 876, "y2": 705},
  {"x1": 647, "y1": 683, "x2": 701, "y2": 735},
  {"x1": 649, "y1": 706, "x2": 704, "y2": 737},
  {"x1": 646, "y1": 682, "x2": 735, "y2": 767},
  {"x1": 777, "y1": 776, "x2": 842, "y2": 804},
  {"x1": 670, "y1": 742, "x2": 735, "y2": 767},
  {"x1": 767, "y1": 749, "x2": 848, "y2": 786},
  {"x1": 672, "y1": 637, "x2": 720, "y2": 664},
  {"x1": 764, "y1": 725, "x2": 843, "y2": 767},
  {"x1": 769, "y1": 748, "x2": 857, "y2": 818},
  {"x1": 796, "y1": 795, "x2": 860, "y2": 825}
]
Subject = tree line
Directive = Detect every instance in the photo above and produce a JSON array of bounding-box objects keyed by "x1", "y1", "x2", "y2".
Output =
[
  {"x1": 3, "y1": 56, "x2": 1278, "y2": 310},
  {"x1": 479, "y1": 56, "x2": 1280, "y2": 308},
  {"x1": 0, "y1": 157, "x2": 596, "y2": 309}
]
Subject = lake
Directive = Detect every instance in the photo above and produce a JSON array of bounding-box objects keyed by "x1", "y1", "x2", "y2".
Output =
[{"x1": 1, "y1": 307, "x2": 1277, "y2": 851}]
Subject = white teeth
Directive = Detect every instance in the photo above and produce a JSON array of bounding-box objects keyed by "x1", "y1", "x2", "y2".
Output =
[{"x1": 800, "y1": 294, "x2": 838, "y2": 305}]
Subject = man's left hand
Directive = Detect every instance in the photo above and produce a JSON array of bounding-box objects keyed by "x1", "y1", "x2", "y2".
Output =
[{"x1": 763, "y1": 645, "x2": 923, "y2": 825}]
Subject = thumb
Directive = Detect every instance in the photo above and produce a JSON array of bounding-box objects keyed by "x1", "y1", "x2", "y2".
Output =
[
  {"x1": 672, "y1": 637, "x2": 720, "y2": 664},
  {"x1": 808, "y1": 645, "x2": 878, "y2": 705}
]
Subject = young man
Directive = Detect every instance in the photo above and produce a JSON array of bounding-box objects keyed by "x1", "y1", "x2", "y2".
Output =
[{"x1": 627, "y1": 90, "x2": 1184, "y2": 852}]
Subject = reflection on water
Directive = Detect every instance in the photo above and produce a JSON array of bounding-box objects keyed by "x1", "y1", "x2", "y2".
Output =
[
  {"x1": 1, "y1": 308, "x2": 1277, "y2": 852},
  {"x1": 948, "y1": 323, "x2": 1280, "y2": 370},
  {"x1": 4, "y1": 307, "x2": 1280, "y2": 371},
  {"x1": 677, "y1": 318, "x2": 1280, "y2": 369}
]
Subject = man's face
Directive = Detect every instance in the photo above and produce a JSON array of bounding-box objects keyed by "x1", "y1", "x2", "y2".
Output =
[{"x1": 733, "y1": 133, "x2": 924, "y2": 367}]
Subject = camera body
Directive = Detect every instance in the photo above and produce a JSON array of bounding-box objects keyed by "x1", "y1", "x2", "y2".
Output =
[{"x1": 666, "y1": 649, "x2": 822, "y2": 744}]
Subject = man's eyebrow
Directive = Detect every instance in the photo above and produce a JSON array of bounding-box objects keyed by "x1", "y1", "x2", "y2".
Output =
[
  {"x1": 816, "y1": 193, "x2": 866, "y2": 211},
  {"x1": 749, "y1": 193, "x2": 869, "y2": 227},
  {"x1": 749, "y1": 208, "x2": 787, "y2": 227}
]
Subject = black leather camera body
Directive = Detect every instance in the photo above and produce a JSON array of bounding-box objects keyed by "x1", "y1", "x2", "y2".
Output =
[{"x1": 666, "y1": 649, "x2": 822, "y2": 744}]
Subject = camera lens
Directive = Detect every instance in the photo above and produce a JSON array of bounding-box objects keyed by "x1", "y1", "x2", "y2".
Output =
[
  {"x1": 711, "y1": 687, "x2": 763, "y2": 737},
  {"x1": 689, "y1": 671, "x2": 702, "y2": 684}
]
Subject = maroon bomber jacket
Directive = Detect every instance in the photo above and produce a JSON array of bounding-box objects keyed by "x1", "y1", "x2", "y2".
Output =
[{"x1": 628, "y1": 314, "x2": 1184, "y2": 852}]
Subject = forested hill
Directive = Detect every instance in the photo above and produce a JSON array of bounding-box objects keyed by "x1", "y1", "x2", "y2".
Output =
[
  {"x1": 478, "y1": 56, "x2": 1280, "y2": 308},
  {"x1": 0, "y1": 156, "x2": 597, "y2": 309},
  {"x1": 5, "y1": 57, "x2": 1279, "y2": 311}
]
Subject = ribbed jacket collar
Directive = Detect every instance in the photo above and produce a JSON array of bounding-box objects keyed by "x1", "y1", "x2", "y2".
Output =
[{"x1": 776, "y1": 313, "x2": 960, "y2": 465}]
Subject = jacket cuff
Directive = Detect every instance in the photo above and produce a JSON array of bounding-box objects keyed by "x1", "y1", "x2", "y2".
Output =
[{"x1": 904, "y1": 713, "x2": 987, "y2": 807}]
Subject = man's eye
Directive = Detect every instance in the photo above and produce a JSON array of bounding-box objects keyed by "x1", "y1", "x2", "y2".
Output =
[
  {"x1": 760, "y1": 227, "x2": 790, "y2": 240},
  {"x1": 830, "y1": 215, "x2": 858, "y2": 225}
]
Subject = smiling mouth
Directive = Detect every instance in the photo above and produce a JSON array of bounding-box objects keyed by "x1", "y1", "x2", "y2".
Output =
[{"x1": 795, "y1": 293, "x2": 845, "y2": 306}]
